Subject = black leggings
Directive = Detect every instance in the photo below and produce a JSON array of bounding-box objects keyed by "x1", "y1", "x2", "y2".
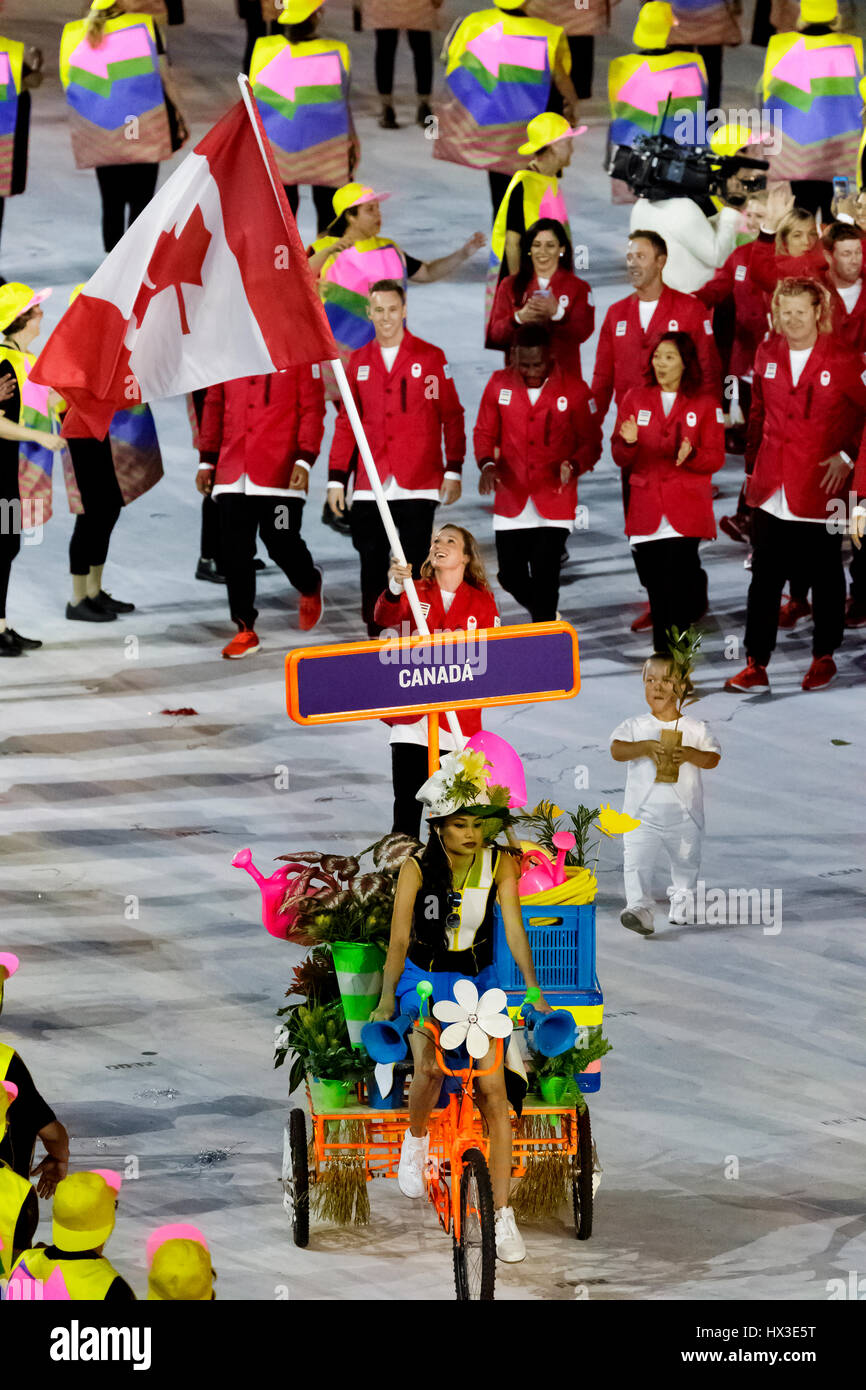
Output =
[
  {"x1": 0, "y1": 455, "x2": 21, "y2": 621},
  {"x1": 745, "y1": 509, "x2": 844, "y2": 664},
  {"x1": 391, "y1": 742, "x2": 430, "y2": 839},
  {"x1": 374, "y1": 29, "x2": 433, "y2": 96},
  {"x1": 95, "y1": 164, "x2": 159, "y2": 253},
  {"x1": 67, "y1": 437, "x2": 124, "y2": 575},
  {"x1": 630, "y1": 537, "x2": 708, "y2": 653},
  {"x1": 283, "y1": 183, "x2": 338, "y2": 236}
]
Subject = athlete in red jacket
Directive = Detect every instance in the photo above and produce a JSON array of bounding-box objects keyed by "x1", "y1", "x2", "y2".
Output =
[
  {"x1": 486, "y1": 218, "x2": 593, "y2": 374},
  {"x1": 327, "y1": 280, "x2": 465, "y2": 636},
  {"x1": 725, "y1": 278, "x2": 866, "y2": 694},
  {"x1": 197, "y1": 363, "x2": 325, "y2": 659},
  {"x1": 475, "y1": 324, "x2": 601, "y2": 623},
  {"x1": 612, "y1": 331, "x2": 725, "y2": 652}
]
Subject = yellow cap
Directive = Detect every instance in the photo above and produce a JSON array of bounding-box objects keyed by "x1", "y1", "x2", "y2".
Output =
[
  {"x1": 633, "y1": 2, "x2": 675, "y2": 49},
  {"x1": 278, "y1": 0, "x2": 324, "y2": 22},
  {"x1": 800, "y1": 0, "x2": 837, "y2": 22},
  {"x1": 518, "y1": 112, "x2": 587, "y2": 156},
  {"x1": 0, "y1": 283, "x2": 51, "y2": 333},
  {"x1": 148, "y1": 1238, "x2": 213, "y2": 1301},
  {"x1": 0, "y1": 1080, "x2": 18, "y2": 1141},
  {"x1": 90, "y1": 1, "x2": 118, "y2": 11},
  {"x1": 52, "y1": 1173, "x2": 118, "y2": 1253},
  {"x1": 709, "y1": 121, "x2": 754, "y2": 158},
  {"x1": 332, "y1": 181, "x2": 391, "y2": 219},
  {"x1": 495, "y1": 0, "x2": 529, "y2": 9}
]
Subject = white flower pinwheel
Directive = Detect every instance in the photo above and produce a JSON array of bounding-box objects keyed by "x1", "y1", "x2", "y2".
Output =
[{"x1": 432, "y1": 979, "x2": 513, "y2": 1059}]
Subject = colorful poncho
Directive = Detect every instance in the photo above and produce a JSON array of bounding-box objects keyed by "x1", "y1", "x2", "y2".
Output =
[
  {"x1": 250, "y1": 35, "x2": 355, "y2": 189},
  {"x1": 761, "y1": 30, "x2": 864, "y2": 183},
  {"x1": 433, "y1": 7, "x2": 568, "y2": 175},
  {"x1": 608, "y1": 50, "x2": 708, "y2": 152},
  {"x1": 59, "y1": 12, "x2": 174, "y2": 169},
  {"x1": 0, "y1": 37, "x2": 25, "y2": 199}
]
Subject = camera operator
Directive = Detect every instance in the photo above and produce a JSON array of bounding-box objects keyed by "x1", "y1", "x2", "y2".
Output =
[{"x1": 626, "y1": 123, "x2": 766, "y2": 293}]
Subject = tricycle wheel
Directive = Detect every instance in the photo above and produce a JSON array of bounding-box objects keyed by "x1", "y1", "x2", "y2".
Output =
[
  {"x1": 282, "y1": 1108, "x2": 310, "y2": 1247},
  {"x1": 571, "y1": 1103, "x2": 593, "y2": 1241},
  {"x1": 452, "y1": 1147, "x2": 496, "y2": 1301}
]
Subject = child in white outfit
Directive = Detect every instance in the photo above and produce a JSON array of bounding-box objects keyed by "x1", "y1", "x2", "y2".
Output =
[{"x1": 610, "y1": 655, "x2": 721, "y2": 935}]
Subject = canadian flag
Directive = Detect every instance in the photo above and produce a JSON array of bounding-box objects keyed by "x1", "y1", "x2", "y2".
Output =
[{"x1": 31, "y1": 94, "x2": 337, "y2": 437}]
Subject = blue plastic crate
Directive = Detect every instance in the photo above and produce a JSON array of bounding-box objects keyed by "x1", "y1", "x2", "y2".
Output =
[{"x1": 492, "y1": 903, "x2": 596, "y2": 994}]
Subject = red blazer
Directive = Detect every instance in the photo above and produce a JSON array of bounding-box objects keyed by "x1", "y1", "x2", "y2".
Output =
[
  {"x1": 486, "y1": 268, "x2": 594, "y2": 372},
  {"x1": 822, "y1": 272, "x2": 866, "y2": 353},
  {"x1": 372, "y1": 578, "x2": 500, "y2": 736},
  {"x1": 328, "y1": 331, "x2": 465, "y2": 491},
  {"x1": 199, "y1": 366, "x2": 325, "y2": 487},
  {"x1": 696, "y1": 241, "x2": 770, "y2": 378},
  {"x1": 611, "y1": 387, "x2": 724, "y2": 539},
  {"x1": 473, "y1": 365, "x2": 602, "y2": 520},
  {"x1": 747, "y1": 233, "x2": 826, "y2": 297},
  {"x1": 745, "y1": 334, "x2": 866, "y2": 518},
  {"x1": 591, "y1": 285, "x2": 721, "y2": 420}
]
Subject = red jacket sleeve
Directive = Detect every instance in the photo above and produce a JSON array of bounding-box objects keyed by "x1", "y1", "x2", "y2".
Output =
[
  {"x1": 487, "y1": 278, "x2": 518, "y2": 351},
  {"x1": 610, "y1": 388, "x2": 639, "y2": 470},
  {"x1": 567, "y1": 280, "x2": 595, "y2": 346},
  {"x1": 854, "y1": 427, "x2": 866, "y2": 496},
  {"x1": 473, "y1": 377, "x2": 503, "y2": 467},
  {"x1": 680, "y1": 398, "x2": 725, "y2": 475},
  {"x1": 749, "y1": 237, "x2": 826, "y2": 296},
  {"x1": 571, "y1": 384, "x2": 603, "y2": 476},
  {"x1": 328, "y1": 377, "x2": 361, "y2": 485},
  {"x1": 373, "y1": 587, "x2": 412, "y2": 629},
  {"x1": 296, "y1": 365, "x2": 326, "y2": 465},
  {"x1": 744, "y1": 360, "x2": 765, "y2": 473},
  {"x1": 433, "y1": 351, "x2": 466, "y2": 470},
  {"x1": 590, "y1": 308, "x2": 615, "y2": 420},
  {"x1": 695, "y1": 255, "x2": 735, "y2": 311},
  {"x1": 690, "y1": 304, "x2": 722, "y2": 395},
  {"x1": 197, "y1": 382, "x2": 225, "y2": 462}
]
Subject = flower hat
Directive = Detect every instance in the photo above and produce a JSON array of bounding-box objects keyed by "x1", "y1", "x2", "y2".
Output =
[{"x1": 415, "y1": 748, "x2": 515, "y2": 821}]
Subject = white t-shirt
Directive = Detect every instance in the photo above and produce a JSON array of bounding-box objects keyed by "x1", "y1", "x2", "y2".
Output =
[
  {"x1": 759, "y1": 347, "x2": 825, "y2": 523},
  {"x1": 837, "y1": 281, "x2": 862, "y2": 314},
  {"x1": 390, "y1": 588, "x2": 460, "y2": 747},
  {"x1": 212, "y1": 460, "x2": 309, "y2": 499},
  {"x1": 638, "y1": 298, "x2": 658, "y2": 331},
  {"x1": 609, "y1": 712, "x2": 721, "y2": 828},
  {"x1": 630, "y1": 391, "x2": 683, "y2": 545},
  {"x1": 379, "y1": 344, "x2": 399, "y2": 371},
  {"x1": 493, "y1": 378, "x2": 572, "y2": 532}
]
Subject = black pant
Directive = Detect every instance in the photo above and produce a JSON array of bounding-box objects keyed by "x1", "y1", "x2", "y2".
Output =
[
  {"x1": 630, "y1": 537, "x2": 708, "y2": 653},
  {"x1": 391, "y1": 742, "x2": 429, "y2": 838},
  {"x1": 217, "y1": 493, "x2": 318, "y2": 627},
  {"x1": 745, "y1": 509, "x2": 844, "y2": 664},
  {"x1": 568, "y1": 36, "x2": 594, "y2": 101},
  {"x1": 349, "y1": 497, "x2": 438, "y2": 636},
  {"x1": 850, "y1": 540, "x2": 866, "y2": 605},
  {"x1": 67, "y1": 437, "x2": 124, "y2": 574},
  {"x1": 0, "y1": 454, "x2": 21, "y2": 621},
  {"x1": 495, "y1": 526, "x2": 565, "y2": 623},
  {"x1": 95, "y1": 164, "x2": 159, "y2": 252},
  {"x1": 200, "y1": 494, "x2": 224, "y2": 568},
  {"x1": 283, "y1": 183, "x2": 337, "y2": 236},
  {"x1": 239, "y1": 0, "x2": 273, "y2": 74},
  {"x1": 488, "y1": 170, "x2": 512, "y2": 221},
  {"x1": 791, "y1": 179, "x2": 835, "y2": 224},
  {"x1": 374, "y1": 29, "x2": 433, "y2": 96}
]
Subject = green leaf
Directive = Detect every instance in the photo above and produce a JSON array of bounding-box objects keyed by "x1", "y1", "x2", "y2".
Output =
[{"x1": 831, "y1": 738, "x2": 851, "y2": 746}]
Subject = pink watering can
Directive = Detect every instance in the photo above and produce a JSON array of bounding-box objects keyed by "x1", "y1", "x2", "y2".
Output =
[
  {"x1": 231, "y1": 848, "x2": 319, "y2": 941},
  {"x1": 518, "y1": 831, "x2": 575, "y2": 896}
]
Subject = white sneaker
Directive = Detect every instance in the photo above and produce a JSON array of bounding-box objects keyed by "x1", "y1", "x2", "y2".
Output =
[
  {"x1": 495, "y1": 1205, "x2": 526, "y2": 1263},
  {"x1": 620, "y1": 907, "x2": 654, "y2": 936},
  {"x1": 397, "y1": 1129, "x2": 429, "y2": 1198}
]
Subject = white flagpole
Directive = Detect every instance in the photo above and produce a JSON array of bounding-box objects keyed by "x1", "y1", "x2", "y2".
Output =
[{"x1": 236, "y1": 75, "x2": 465, "y2": 750}]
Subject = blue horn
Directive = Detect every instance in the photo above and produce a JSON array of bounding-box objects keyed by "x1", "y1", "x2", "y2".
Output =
[
  {"x1": 521, "y1": 1003, "x2": 577, "y2": 1058},
  {"x1": 361, "y1": 1004, "x2": 419, "y2": 1063}
]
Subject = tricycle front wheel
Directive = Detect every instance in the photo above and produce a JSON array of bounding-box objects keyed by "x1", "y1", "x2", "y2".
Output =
[{"x1": 453, "y1": 1147, "x2": 496, "y2": 1301}]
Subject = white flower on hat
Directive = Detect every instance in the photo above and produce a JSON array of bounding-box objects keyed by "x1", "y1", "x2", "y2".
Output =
[
  {"x1": 432, "y1": 979, "x2": 513, "y2": 1059},
  {"x1": 416, "y1": 748, "x2": 493, "y2": 819}
]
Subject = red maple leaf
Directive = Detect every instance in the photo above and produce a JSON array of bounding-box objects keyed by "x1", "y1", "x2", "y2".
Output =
[{"x1": 131, "y1": 206, "x2": 212, "y2": 335}]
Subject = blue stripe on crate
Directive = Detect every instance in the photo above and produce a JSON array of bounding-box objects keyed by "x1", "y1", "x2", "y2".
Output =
[{"x1": 492, "y1": 903, "x2": 597, "y2": 993}]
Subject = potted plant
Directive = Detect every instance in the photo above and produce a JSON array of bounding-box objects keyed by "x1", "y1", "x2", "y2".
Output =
[
  {"x1": 517, "y1": 799, "x2": 601, "y2": 870},
  {"x1": 274, "y1": 999, "x2": 370, "y2": 1110},
  {"x1": 526, "y1": 1030, "x2": 612, "y2": 1109},
  {"x1": 656, "y1": 625, "x2": 703, "y2": 784},
  {"x1": 277, "y1": 834, "x2": 419, "y2": 1046}
]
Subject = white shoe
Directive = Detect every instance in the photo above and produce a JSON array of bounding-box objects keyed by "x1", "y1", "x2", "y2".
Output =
[
  {"x1": 495, "y1": 1205, "x2": 526, "y2": 1263},
  {"x1": 397, "y1": 1129, "x2": 428, "y2": 1198},
  {"x1": 620, "y1": 907, "x2": 654, "y2": 936}
]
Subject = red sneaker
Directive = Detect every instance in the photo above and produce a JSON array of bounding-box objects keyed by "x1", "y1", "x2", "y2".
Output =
[
  {"x1": 801, "y1": 656, "x2": 836, "y2": 691},
  {"x1": 222, "y1": 626, "x2": 260, "y2": 659},
  {"x1": 724, "y1": 658, "x2": 769, "y2": 692},
  {"x1": 719, "y1": 514, "x2": 749, "y2": 544},
  {"x1": 778, "y1": 595, "x2": 811, "y2": 629},
  {"x1": 298, "y1": 566, "x2": 323, "y2": 632},
  {"x1": 630, "y1": 604, "x2": 654, "y2": 632},
  {"x1": 845, "y1": 597, "x2": 866, "y2": 629}
]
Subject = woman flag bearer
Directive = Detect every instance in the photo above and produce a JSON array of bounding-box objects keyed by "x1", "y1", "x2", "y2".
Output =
[
  {"x1": 474, "y1": 324, "x2": 602, "y2": 624},
  {"x1": 59, "y1": 1, "x2": 188, "y2": 252},
  {"x1": 612, "y1": 331, "x2": 725, "y2": 653},
  {"x1": 369, "y1": 747, "x2": 553, "y2": 1263},
  {"x1": 197, "y1": 364, "x2": 326, "y2": 660},
  {"x1": 328, "y1": 280, "x2": 466, "y2": 638},
  {"x1": 725, "y1": 277, "x2": 866, "y2": 694},
  {"x1": 374, "y1": 523, "x2": 500, "y2": 839}
]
